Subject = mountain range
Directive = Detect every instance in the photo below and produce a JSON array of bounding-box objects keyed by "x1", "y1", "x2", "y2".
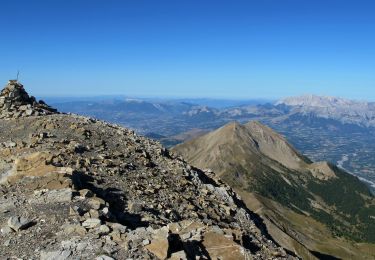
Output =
[
  {"x1": 51, "y1": 94, "x2": 375, "y2": 186},
  {"x1": 50, "y1": 94, "x2": 375, "y2": 129},
  {"x1": 2, "y1": 81, "x2": 375, "y2": 259},
  {"x1": 276, "y1": 95, "x2": 375, "y2": 128}
]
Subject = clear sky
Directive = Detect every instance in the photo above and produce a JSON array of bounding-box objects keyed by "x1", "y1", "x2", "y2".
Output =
[{"x1": 0, "y1": 0, "x2": 374, "y2": 100}]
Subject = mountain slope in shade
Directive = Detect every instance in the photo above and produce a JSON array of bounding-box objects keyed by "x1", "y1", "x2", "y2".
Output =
[{"x1": 172, "y1": 121, "x2": 375, "y2": 259}]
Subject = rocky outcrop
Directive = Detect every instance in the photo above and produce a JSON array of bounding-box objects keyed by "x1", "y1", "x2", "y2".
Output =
[
  {"x1": 0, "y1": 81, "x2": 294, "y2": 259},
  {"x1": 0, "y1": 80, "x2": 57, "y2": 119}
]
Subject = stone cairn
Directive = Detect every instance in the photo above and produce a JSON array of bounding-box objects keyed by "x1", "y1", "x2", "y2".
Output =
[{"x1": 0, "y1": 80, "x2": 57, "y2": 119}]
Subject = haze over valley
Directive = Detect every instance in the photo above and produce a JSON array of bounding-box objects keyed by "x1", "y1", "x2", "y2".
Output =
[{"x1": 49, "y1": 94, "x2": 375, "y2": 189}]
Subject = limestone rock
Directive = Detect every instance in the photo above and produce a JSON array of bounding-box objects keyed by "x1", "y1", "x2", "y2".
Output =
[
  {"x1": 87, "y1": 197, "x2": 105, "y2": 210},
  {"x1": 82, "y1": 218, "x2": 101, "y2": 229},
  {"x1": 202, "y1": 230, "x2": 246, "y2": 260},
  {"x1": 95, "y1": 256, "x2": 114, "y2": 260},
  {"x1": 0, "y1": 226, "x2": 13, "y2": 235},
  {"x1": 63, "y1": 224, "x2": 87, "y2": 236},
  {"x1": 7, "y1": 216, "x2": 32, "y2": 231},
  {"x1": 145, "y1": 237, "x2": 169, "y2": 259},
  {"x1": 45, "y1": 188, "x2": 73, "y2": 203},
  {"x1": 40, "y1": 250, "x2": 72, "y2": 260},
  {"x1": 170, "y1": 250, "x2": 188, "y2": 260},
  {"x1": 98, "y1": 224, "x2": 111, "y2": 235}
]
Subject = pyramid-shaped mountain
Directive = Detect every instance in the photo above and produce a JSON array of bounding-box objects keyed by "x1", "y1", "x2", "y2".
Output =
[
  {"x1": 173, "y1": 121, "x2": 337, "y2": 183},
  {"x1": 173, "y1": 121, "x2": 375, "y2": 259}
]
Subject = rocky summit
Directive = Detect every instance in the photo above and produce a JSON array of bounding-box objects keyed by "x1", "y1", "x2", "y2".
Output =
[
  {"x1": 0, "y1": 81, "x2": 295, "y2": 260},
  {"x1": 0, "y1": 80, "x2": 57, "y2": 119}
]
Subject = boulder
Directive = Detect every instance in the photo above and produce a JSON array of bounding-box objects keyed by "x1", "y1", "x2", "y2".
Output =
[
  {"x1": 40, "y1": 250, "x2": 72, "y2": 260},
  {"x1": 82, "y1": 218, "x2": 101, "y2": 229},
  {"x1": 7, "y1": 216, "x2": 32, "y2": 231}
]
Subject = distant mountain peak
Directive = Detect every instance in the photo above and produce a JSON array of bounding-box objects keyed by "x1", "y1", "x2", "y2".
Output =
[
  {"x1": 276, "y1": 94, "x2": 363, "y2": 107},
  {"x1": 0, "y1": 80, "x2": 57, "y2": 119},
  {"x1": 274, "y1": 94, "x2": 375, "y2": 128},
  {"x1": 174, "y1": 120, "x2": 312, "y2": 172}
]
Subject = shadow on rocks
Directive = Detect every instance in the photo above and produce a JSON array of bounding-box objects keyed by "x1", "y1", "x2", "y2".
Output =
[{"x1": 71, "y1": 171, "x2": 149, "y2": 229}]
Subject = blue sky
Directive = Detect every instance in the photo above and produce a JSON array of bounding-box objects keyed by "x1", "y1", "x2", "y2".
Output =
[{"x1": 0, "y1": 0, "x2": 374, "y2": 100}]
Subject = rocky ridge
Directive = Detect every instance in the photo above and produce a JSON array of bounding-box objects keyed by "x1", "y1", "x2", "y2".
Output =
[{"x1": 0, "y1": 81, "x2": 294, "y2": 259}]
